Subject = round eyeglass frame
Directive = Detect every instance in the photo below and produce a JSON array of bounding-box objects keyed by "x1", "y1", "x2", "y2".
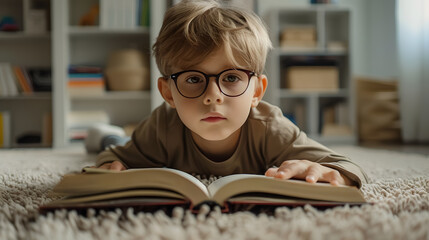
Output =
[{"x1": 168, "y1": 68, "x2": 256, "y2": 99}]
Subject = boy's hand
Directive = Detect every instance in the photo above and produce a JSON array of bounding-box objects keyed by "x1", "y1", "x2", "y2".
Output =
[
  {"x1": 265, "y1": 160, "x2": 352, "y2": 186},
  {"x1": 96, "y1": 161, "x2": 126, "y2": 171}
]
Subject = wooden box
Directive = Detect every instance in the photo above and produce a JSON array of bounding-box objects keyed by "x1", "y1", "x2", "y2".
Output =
[{"x1": 285, "y1": 66, "x2": 339, "y2": 91}]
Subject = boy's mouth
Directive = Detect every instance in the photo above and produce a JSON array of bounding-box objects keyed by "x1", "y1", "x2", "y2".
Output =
[
  {"x1": 202, "y1": 113, "x2": 226, "y2": 122},
  {"x1": 202, "y1": 116, "x2": 227, "y2": 122}
]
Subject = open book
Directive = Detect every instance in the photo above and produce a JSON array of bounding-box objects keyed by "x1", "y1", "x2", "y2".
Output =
[{"x1": 41, "y1": 167, "x2": 367, "y2": 213}]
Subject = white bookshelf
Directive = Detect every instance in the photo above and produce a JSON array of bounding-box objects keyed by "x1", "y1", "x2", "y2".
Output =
[
  {"x1": 265, "y1": 5, "x2": 356, "y2": 144},
  {"x1": 51, "y1": 0, "x2": 165, "y2": 147},
  {"x1": 0, "y1": 0, "x2": 166, "y2": 148}
]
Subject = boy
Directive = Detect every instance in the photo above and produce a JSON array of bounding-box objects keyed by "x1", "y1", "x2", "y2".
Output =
[{"x1": 95, "y1": 0, "x2": 368, "y2": 187}]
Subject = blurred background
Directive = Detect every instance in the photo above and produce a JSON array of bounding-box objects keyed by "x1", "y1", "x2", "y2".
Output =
[{"x1": 0, "y1": 0, "x2": 427, "y2": 153}]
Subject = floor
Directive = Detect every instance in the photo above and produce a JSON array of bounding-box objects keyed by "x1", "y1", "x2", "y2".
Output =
[{"x1": 359, "y1": 142, "x2": 429, "y2": 156}]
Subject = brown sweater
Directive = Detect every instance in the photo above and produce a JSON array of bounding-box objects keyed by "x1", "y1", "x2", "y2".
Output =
[{"x1": 96, "y1": 101, "x2": 368, "y2": 187}]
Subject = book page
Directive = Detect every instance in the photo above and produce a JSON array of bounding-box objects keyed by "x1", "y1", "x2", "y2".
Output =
[
  {"x1": 207, "y1": 174, "x2": 365, "y2": 205},
  {"x1": 54, "y1": 168, "x2": 211, "y2": 206},
  {"x1": 49, "y1": 189, "x2": 185, "y2": 205}
]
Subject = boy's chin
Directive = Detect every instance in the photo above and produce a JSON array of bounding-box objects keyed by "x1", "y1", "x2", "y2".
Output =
[
  {"x1": 192, "y1": 131, "x2": 234, "y2": 142},
  {"x1": 192, "y1": 126, "x2": 242, "y2": 143},
  {"x1": 198, "y1": 134, "x2": 229, "y2": 142}
]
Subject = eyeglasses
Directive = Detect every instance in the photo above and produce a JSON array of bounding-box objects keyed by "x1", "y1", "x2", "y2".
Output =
[{"x1": 169, "y1": 68, "x2": 256, "y2": 98}]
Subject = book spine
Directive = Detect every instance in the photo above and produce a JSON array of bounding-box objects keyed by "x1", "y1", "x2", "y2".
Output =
[
  {"x1": 21, "y1": 67, "x2": 34, "y2": 92},
  {"x1": 69, "y1": 73, "x2": 104, "y2": 78},
  {"x1": 0, "y1": 63, "x2": 18, "y2": 96},
  {"x1": 13, "y1": 66, "x2": 31, "y2": 93},
  {"x1": 0, "y1": 64, "x2": 9, "y2": 96},
  {"x1": 0, "y1": 112, "x2": 11, "y2": 148},
  {"x1": 136, "y1": 0, "x2": 141, "y2": 27},
  {"x1": 142, "y1": 0, "x2": 150, "y2": 27}
]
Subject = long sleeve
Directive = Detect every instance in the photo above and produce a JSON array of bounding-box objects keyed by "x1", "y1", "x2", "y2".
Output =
[{"x1": 251, "y1": 101, "x2": 368, "y2": 187}]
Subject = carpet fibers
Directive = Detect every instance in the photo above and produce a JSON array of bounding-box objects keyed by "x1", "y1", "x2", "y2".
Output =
[{"x1": 0, "y1": 146, "x2": 428, "y2": 240}]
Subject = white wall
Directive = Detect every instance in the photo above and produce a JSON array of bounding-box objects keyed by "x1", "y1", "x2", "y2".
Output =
[{"x1": 365, "y1": 0, "x2": 398, "y2": 79}]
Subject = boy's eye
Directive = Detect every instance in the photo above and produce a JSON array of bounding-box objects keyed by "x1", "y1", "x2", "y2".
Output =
[
  {"x1": 185, "y1": 76, "x2": 204, "y2": 84},
  {"x1": 222, "y1": 74, "x2": 241, "y2": 83}
]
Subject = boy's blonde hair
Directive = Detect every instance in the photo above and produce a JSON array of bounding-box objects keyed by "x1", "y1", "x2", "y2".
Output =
[{"x1": 153, "y1": 0, "x2": 272, "y2": 77}]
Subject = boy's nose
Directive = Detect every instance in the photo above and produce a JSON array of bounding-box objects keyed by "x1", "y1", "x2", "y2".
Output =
[{"x1": 203, "y1": 78, "x2": 224, "y2": 105}]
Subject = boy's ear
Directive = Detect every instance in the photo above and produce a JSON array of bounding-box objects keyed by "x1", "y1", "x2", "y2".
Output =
[
  {"x1": 251, "y1": 74, "x2": 268, "y2": 107},
  {"x1": 158, "y1": 77, "x2": 176, "y2": 108}
]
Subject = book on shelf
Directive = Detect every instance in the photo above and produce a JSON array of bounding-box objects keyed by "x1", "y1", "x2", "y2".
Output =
[
  {"x1": 13, "y1": 66, "x2": 34, "y2": 94},
  {"x1": 0, "y1": 111, "x2": 11, "y2": 148},
  {"x1": 0, "y1": 63, "x2": 47, "y2": 96},
  {"x1": 0, "y1": 62, "x2": 19, "y2": 96},
  {"x1": 99, "y1": 0, "x2": 150, "y2": 29},
  {"x1": 68, "y1": 67, "x2": 105, "y2": 97},
  {"x1": 69, "y1": 65, "x2": 103, "y2": 74},
  {"x1": 40, "y1": 167, "x2": 367, "y2": 213}
]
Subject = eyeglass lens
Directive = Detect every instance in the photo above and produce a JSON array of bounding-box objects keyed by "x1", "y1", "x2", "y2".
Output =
[{"x1": 175, "y1": 69, "x2": 250, "y2": 98}]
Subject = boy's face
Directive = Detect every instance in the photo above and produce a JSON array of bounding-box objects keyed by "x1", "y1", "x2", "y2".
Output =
[{"x1": 159, "y1": 48, "x2": 267, "y2": 143}]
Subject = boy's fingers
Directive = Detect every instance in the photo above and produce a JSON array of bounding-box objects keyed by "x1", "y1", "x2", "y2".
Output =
[
  {"x1": 305, "y1": 166, "x2": 320, "y2": 183},
  {"x1": 275, "y1": 162, "x2": 306, "y2": 180},
  {"x1": 322, "y1": 170, "x2": 344, "y2": 185},
  {"x1": 265, "y1": 168, "x2": 278, "y2": 177},
  {"x1": 110, "y1": 161, "x2": 125, "y2": 171},
  {"x1": 98, "y1": 163, "x2": 112, "y2": 169}
]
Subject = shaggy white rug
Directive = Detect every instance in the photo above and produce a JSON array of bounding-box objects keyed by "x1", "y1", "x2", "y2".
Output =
[{"x1": 0, "y1": 145, "x2": 428, "y2": 240}]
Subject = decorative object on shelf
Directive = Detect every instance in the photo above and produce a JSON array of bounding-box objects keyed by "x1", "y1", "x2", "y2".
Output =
[
  {"x1": 105, "y1": 49, "x2": 150, "y2": 91},
  {"x1": 0, "y1": 17, "x2": 19, "y2": 32},
  {"x1": 79, "y1": 4, "x2": 100, "y2": 26},
  {"x1": 23, "y1": 0, "x2": 50, "y2": 33},
  {"x1": 27, "y1": 68, "x2": 52, "y2": 92},
  {"x1": 16, "y1": 132, "x2": 42, "y2": 144}
]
